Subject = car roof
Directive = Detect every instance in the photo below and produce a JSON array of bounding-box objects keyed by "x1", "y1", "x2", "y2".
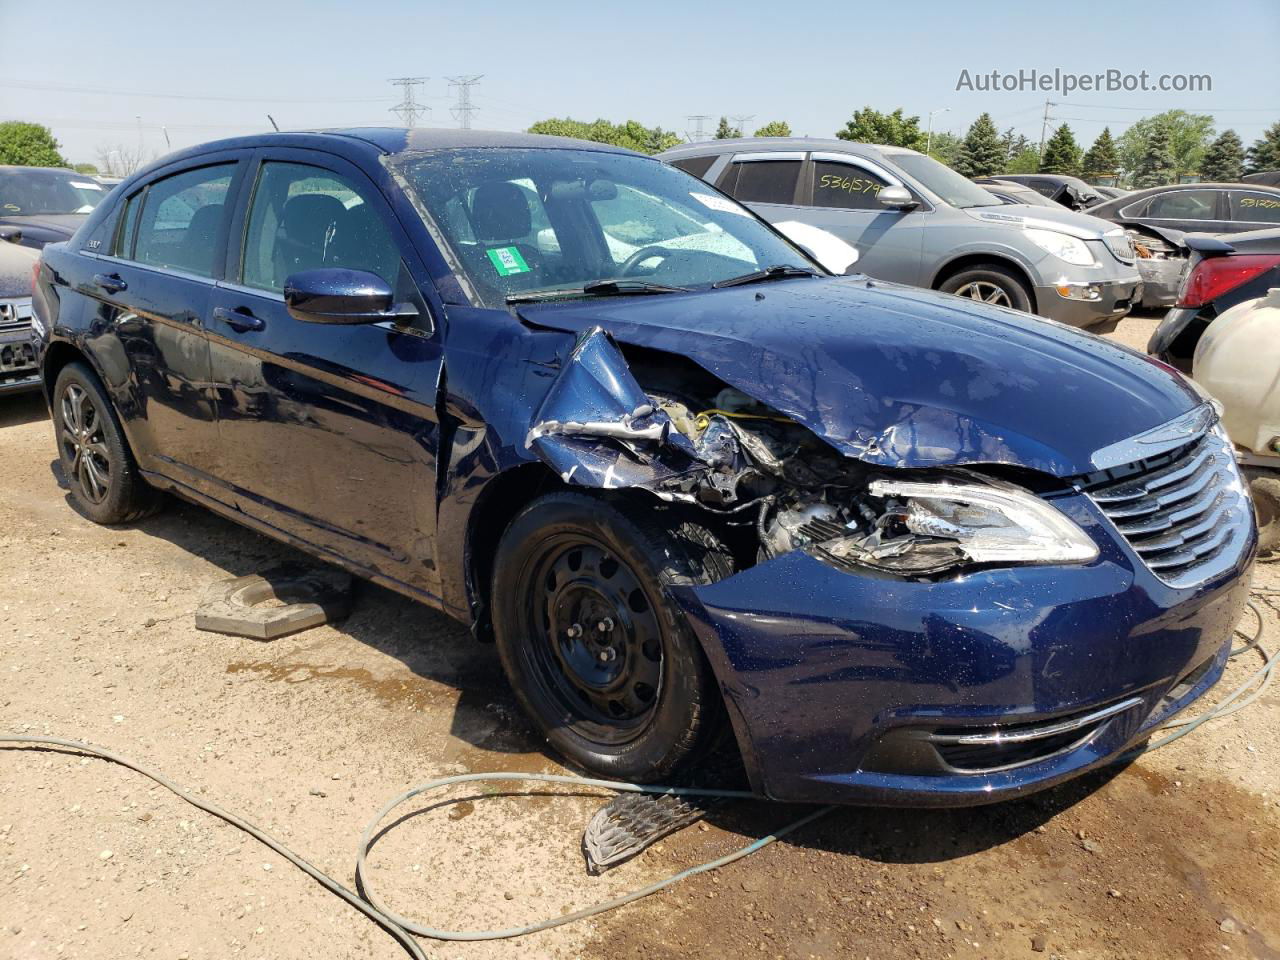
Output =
[
  {"x1": 0, "y1": 165, "x2": 82, "y2": 175},
  {"x1": 658, "y1": 137, "x2": 921, "y2": 163}
]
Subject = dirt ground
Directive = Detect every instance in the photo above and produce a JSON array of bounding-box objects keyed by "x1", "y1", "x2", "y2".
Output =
[{"x1": 2, "y1": 310, "x2": 1278, "y2": 960}]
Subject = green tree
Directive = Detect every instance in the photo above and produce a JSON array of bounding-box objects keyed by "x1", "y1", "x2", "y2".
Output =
[
  {"x1": 72, "y1": 163, "x2": 100, "y2": 175},
  {"x1": 927, "y1": 131, "x2": 963, "y2": 167},
  {"x1": 1007, "y1": 146, "x2": 1041, "y2": 174},
  {"x1": 953, "y1": 113, "x2": 1004, "y2": 177},
  {"x1": 1039, "y1": 124, "x2": 1082, "y2": 176},
  {"x1": 1117, "y1": 111, "x2": 1214, "y2": 183},
  {"x1": 835, "y1": 107, "x2": 926, "y2": 150},
  {"x1": 1081, "y1": 127, "x2": 1119, "y2": 180},
  {"x1": 999, "y1": 128, "x2": 1031, "y2": 167},
  {"x1": 714, "y1": 116, "x2": 736, "y2": 139},
  {"x1": 1246, "y1": 121, "x2": 1280, "y2": 173},
  {"x1": 526, "y1": 118, "x2": 680, "y2": 155},
  {"x1": 0, "y1": 121, "x2": 67, "y2": 167},
  {"x1": 753, "y1": 120, "x2": 791, "y2": 137},
  {"x1": 1200, "y1": 130, "x2": 1246, "y2": 182},
  {"x1": 1132, "y1": 122, "x2": 1177, "y2": 188}
]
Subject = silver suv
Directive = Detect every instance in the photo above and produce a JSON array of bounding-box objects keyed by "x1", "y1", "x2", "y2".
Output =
[{"x1": 658, "y1": 138, "x2": 1142, "y2": 327}]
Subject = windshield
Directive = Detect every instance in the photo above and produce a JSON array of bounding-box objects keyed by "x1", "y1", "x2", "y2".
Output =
[
  {"x1": 0, "y1": 168, "x2": 106, "y2": 216},
  {"x1": 396, "y1": 148, "x2": 816, "y2": 307},
  {"x1": 891, "y1": 153, "x2": 1002, "y2": 210}
]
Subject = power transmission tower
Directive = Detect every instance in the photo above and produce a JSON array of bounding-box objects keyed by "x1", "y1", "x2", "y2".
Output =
[
  {"x1": 389, "y1": 77, "x2": 429, "y2": 128},
  {"x1": 685, "y1": 115, "x2": 712, "y2": 142},
  {"x1": 729, "y1": 114, "x2": 755, "y2": 137},
  {"x1": 446, "y1": 75, "x2": 484, "y2": 129}
]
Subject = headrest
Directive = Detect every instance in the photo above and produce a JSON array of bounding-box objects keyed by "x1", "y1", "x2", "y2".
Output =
[{"x1": 470, "y1": 181, "x2": 532, "y2": 242}]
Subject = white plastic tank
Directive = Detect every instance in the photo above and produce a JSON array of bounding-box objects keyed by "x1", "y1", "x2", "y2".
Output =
[{"x1": 1193, "y1": 287, "x2": 1280, "y2": 460}]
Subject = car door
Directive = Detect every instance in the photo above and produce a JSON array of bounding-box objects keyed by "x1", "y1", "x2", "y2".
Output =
[
  {"x1": 206, "y1": 150, "x2": 444, "y2": 594},
  {"x1": 793, "y1": 153, "x2": 926, "y2": 284},
  {"x1": 714, "y1": 152, "x2": 806, "y2": 229},
  {"x1": 1227, "y1": 190, "x2": 1280, "y2": 229},
  {"x1": 1137, "y1": 188, "x2": 1234, "y2": 234},
  {"x1": 83, "y1": 155, "x2": 249, "y2": 493}
]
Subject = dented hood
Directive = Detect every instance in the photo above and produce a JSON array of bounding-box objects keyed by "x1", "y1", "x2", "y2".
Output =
[{"x1": 519, "y1": 277, "x2": 1200, "y2": 478}]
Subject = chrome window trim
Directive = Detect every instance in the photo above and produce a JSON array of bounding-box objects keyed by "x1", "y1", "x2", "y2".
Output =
[
  {"x1": 84, "y1": 251, "x2": 220, "y2": 289},
  {"x1": 729, "y1": 151, "x2": 806, "y2": 163},
  {"x1": 807, "y1": 152, "x2": 904, "y2": 188}
]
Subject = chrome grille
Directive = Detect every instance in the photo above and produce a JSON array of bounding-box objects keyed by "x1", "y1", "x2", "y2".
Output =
[
  {"x1": 1102, "y1": 231, "x2": 1136, "y2": 264},
  {"x1": 0, "y1": 297, "x2": 33, "y2": 333},
  {"x1": 1081, "y1": 427, "x2": 1249, "y2": 588}
]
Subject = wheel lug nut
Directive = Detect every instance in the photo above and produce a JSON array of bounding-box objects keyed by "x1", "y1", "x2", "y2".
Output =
[
  {"x1": 566, "y1": 623, "x2": 583, "y2": 639},
  {"x1": 597, "y1": 617, "x2": 614, "y2": 633}
]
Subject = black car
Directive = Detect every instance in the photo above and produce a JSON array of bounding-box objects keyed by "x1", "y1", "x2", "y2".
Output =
[
  {"x1": 1088, "y1": 183, "x2": 1280, "y2": 236},
  {"x1": 0, "y1": 166, "x2": 109, "y2": 250},
  {"x1": 973, "y1": 174, "x2": 1105, "y2": 211},
  {"x1": 1148, "y1": 226, "x2": 1280, "y2": 368}
]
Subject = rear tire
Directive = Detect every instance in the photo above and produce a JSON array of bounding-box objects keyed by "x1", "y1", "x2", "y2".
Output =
[
  {"x1": 491, "y1": 492, "x2": 732, "y2": 782},
  {"x1": 52, "y1": 362, "x2": 161, "y2": 525},
  {"x1": 938, "y1": 262, "x2": 1034, "y2": 314}
]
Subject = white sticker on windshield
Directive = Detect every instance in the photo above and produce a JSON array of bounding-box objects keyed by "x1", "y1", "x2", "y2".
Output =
[
  {"x1": 690, "y1": 192, "x2": 749, "y2": 216},
  {"x1": 71, "y1": 181, "x2": 103, "y2": 190}
]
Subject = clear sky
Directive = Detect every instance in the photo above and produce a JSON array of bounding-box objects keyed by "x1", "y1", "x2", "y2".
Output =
[{"x1": 1, "y1": 0, "x2": 1277, "y2": 165}]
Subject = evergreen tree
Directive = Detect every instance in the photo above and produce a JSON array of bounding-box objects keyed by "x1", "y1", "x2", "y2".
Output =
[
  {"x1": 928, "y1": 131, "x2": 963, "y2": 167},
  {"x1": 953, "y1": 113, "x2": 1004, "y2": 177},
  {"x1": 1200, "y1": 130, "x2": 1246, "y2": 182},
  {"x1": 999, "y1": 128, "x2": 1031, "y2": 167},
  {"x1": 1081, "y1": 128, "x2": 1119, "y2": 180},
  {"x1": 1007, "y1": 146, "x2": 1040, "y2": 174},
  {"x1": 1246, "y1": 121, "x2": 1280, "y2": 173},
  {"x1": 1132, "y1": 122, "x2": 1177, "y2": 188},
  {"x1": 714, "y1": 116, "x2": 736, "y2": 139},
  {"x1": 753, "y1": 120, "x2": 791, "y2": 137},
  {"x1": 1039, "y1": 124, "x2": 1082, "y2": 176}
]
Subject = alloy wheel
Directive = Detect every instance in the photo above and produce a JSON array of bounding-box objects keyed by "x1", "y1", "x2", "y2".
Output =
[
  {"x1": 525, "y1": 535, "x2": 664, "y2": 744},
  {"x1": 954, "y1": 280, "x2": 1012, "y2": 306},
  {"x1": 59, "y1": 383, "x2": 112, "y2": 504}
]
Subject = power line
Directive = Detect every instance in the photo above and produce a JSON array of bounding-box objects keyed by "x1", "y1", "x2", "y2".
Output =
[
  {"x1": 388, "y1": 77, "x2": 429, "y2": 128},
  {"x1": 0, "y1": 78, "x2": 388, "y2": 104},
  {"x1": 729, "y1": 114, "x2": 755, "y2": 137},
  {"x1": 445, "y1": 75, "x2": 483, "y2": 130}
]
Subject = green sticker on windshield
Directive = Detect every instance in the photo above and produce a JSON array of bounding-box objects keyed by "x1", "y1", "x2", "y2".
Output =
[{"x1": 486, "y1": 246, "x2": 531, "y2": 277}]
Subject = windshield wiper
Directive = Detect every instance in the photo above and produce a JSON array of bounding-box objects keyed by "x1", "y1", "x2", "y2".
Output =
[
  {"x1": 712, "y1": 264, "x2": 819, "y2": 289},
  {"x1": 506, "y1": 280, "x2": 689, "y2": 305}
]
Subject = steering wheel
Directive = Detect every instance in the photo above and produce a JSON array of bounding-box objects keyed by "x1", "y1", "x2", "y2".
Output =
[{"x1": 619, "y1": 245, "x2": 672, "y2": 277}]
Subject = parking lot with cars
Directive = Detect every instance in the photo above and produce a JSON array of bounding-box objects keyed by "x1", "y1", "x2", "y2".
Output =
[{"x1": 1, "y1": 308, "x2": 1278, "y2": 960}]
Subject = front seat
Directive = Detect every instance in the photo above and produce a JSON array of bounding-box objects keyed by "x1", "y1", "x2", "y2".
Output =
[
  {"x1": 272, "y1": 194, "x2": 349, "y2": 288},
  {"x1": 468, "y1": 181, "x2": 542, "y2": 285},
  {"x1": 174, "y1": 203, "x2": 223, "y2": 276}
]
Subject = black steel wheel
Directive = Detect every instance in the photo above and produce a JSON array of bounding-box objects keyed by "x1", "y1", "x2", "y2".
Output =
[
  {"x1": 52, "y1": 362, "x2": 161, "y2": 524},
  {"x1": 492, "y1": 492, "x2": 732, "y2": 781}
]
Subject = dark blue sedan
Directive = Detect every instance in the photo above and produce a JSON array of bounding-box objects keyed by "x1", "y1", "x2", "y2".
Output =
[{"x1": 32, "y1": 129, "x2": 1256, "y2": 806}]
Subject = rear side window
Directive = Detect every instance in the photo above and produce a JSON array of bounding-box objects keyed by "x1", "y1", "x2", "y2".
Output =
[
  {"x1": 1230, "y1": 191, "x2": 1280, "y2": 224},
  {"x1": 669, "y1": 155, "x2": 716, "y2": 179},
  {"x1": 722, "y1": 160, "x2": 800, "y2": 205},
  {"x1": 240, "y1": 161, "x2": 401, "y2": 292},
  {"x1": 1147, "y1": 190, "x2": 1219, "y2": 220},
  {"x1": 130, "y1": 165, "x2": 235, "y2": 278},
  {"x1": 809, "y1": 161, "x2": 889, "y2": 210}
]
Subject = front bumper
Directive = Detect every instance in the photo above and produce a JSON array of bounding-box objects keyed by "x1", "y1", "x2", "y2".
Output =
[
  {"x1": 1034, "y1": 275, "x2": 1142, "y2": 328},
  {"x1": 674, "y1": 492, "x2": 1255, "y2": 807},
  {"x1": 0, "y1": 297, "x2": 40, "y2": 396},
  {"x1": 1135, "y1": 257, "x2": 1187, "y2": 309}
]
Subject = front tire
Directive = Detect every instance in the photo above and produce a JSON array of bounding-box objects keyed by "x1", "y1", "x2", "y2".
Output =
[
  {"x1": 52, "y1": 362, "x2": 161, "y2": 525},
  {"x1": 491, "y1": 492, "x2": 731, "y2": 782},
  {"x1": 939, "y1": 262, "x2": 1034, "y2": 314}
]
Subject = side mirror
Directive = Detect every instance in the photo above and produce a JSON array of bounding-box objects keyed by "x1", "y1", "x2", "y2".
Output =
[
  {"x1": 283, "y1": 268, "x2": 417, "y2": 325},
  {"x1": 0, "y1": 226, "x2": 22, "y2": 245},
  {"x1": 877, "y1": 186, "x2": 917, "y2": 211}
]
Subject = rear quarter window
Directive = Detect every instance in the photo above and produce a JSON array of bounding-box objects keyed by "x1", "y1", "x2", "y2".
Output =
[{"x1": 669, "y1": 155, "x2": 716, "y2": 179}]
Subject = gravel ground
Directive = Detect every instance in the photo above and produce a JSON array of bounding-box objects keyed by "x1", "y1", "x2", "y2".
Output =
[{"x1": 2, "y1": 310, "x2": 1277, "y2": 960}]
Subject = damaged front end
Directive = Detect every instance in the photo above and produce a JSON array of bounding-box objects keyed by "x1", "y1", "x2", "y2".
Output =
[{"x1": 527, "y1": 327, "x2": 1098, "y2": 579}]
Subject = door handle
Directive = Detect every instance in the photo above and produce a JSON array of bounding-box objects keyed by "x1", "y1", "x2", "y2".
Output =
[
  {"x1": 213, "y1": 306, "x2": 265, "y2": 333},
  {"x1": 93, "y1": 273, "x2": 127, "y2": 294}
]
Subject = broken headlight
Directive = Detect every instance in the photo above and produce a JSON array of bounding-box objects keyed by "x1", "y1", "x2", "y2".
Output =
[{"x1": 818, "y1": 480, "x2": 1098, "y2": 575}]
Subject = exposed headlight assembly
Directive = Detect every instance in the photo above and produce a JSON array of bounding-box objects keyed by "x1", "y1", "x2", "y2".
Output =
[
  {"x1": 1025, "y1": 228, "x2": 1096, "y2": 267},
  {"x1": 816, "y1": 480, "x2": 1098, "y2": 575}
]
